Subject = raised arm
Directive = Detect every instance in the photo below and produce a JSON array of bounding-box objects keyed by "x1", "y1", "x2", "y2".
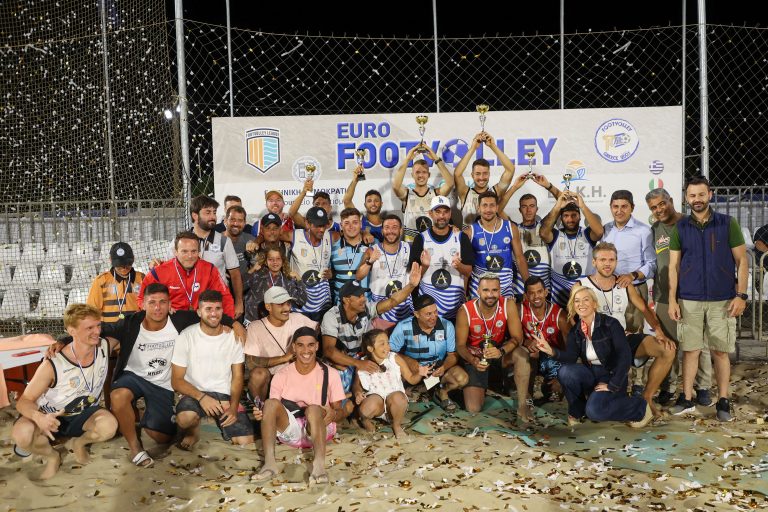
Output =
[
  {"x1": 376, "y1": 262, "x2": 421, "y2": 315},
  {"x1": 342, "y1": 165, "x2": 363, "y2": 209},
  {"x1": 498, "y1": 175, "x2": 528, "y2": 219},
  {"x1": 485, "y1": 133, "x2": 515, "y2": 194},
  {"x1": 422, "y1": 144, "x2": 454, "y2": 196},
  {"x1": 453, "y1": 133, "x2": 483, "y2": 201},
  {"x1": 575, "y1": 193, "x2": 603, "y2": 241},
  {"x1": 540, "y1": 193, "x2": 570, "y2": 244},
  {"x1": 392, "y1": 146, "x2": 421, "y2": 201},
  {"x1": 288, "y1": 180, "x2": 313, "y2": 229}
]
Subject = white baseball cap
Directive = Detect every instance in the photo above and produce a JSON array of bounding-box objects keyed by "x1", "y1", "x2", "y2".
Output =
[
  {"x1": 430, "y1": 195, "x2": 451, "y2": 211},
  {"x1": 263, "y1": 286, "x2": 295, "y2": 304}
]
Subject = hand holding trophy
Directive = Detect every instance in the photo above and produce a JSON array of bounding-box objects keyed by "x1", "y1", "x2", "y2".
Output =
[
  {"x1": 415, "y1": 115, "x2": 429, "y2": 154},
  {"x1": 562, "y1": 172, "x2": 575, "y2": 202},
  {"x1": 476, "y1": 104, "x2": 490, "y2": 132},
  {"x1": 355, "y1": 148, "x2": 367, "y2": 181},
  {"x1": 525, "y1": 150, "x2": 536, "y2": 179},
  {"x1": 305, "y1": 163, "x2": 316, "y2": 197}
]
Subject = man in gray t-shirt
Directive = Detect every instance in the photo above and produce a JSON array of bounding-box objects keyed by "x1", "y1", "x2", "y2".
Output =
[
  {"x1": 223, "y1": 205, "x2": 256, "y2": 287},
  {"x1": 645, "y1": 188, "x2": 712, "y2": 406}
]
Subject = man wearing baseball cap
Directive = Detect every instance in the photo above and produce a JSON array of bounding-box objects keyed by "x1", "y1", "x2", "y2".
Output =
[
  {"x1": 248, "y1": 212, "x2": 292, "y2": 255},
  {"x1": 408, "y1": 196, "x2": 475, "y2": 320},
  {"x1": 289, "y1": 206, "x2": 335, "y2": 322},
  {"x1": 244, "y1": 286, "x2": 318, "y2": 406},
  {"x1": 87, "y1": 242, "x2": 145, "y2": 323},
  {"x1": 251, "y1": 190, "x2": 294, "y2": 238}
]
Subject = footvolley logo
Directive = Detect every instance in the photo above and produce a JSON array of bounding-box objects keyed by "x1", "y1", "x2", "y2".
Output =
[
  {"x1": 594, "y1": 118, "x2": 639, "y2": 163},
  {"x1": 245, "y1": 128, "x2": 280, "y2": 173}
]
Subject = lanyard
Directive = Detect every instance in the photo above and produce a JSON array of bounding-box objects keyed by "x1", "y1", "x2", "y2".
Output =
[
  {"x1": 477, "y1": 299, "x2": 502, "y2": 341},
  {"x1": 480, "y1": 218, "x2": 499, "y2": 263},
  {"x1": 70, "y1": 344, "x2": 96, "y2": 396},
  {"x1": 343, "y1": 237, "x2": 362, "y2": 276},
  {"x1": 112, "y1": 270, "x2": 131, "y2": 319},
  {"x1": 565, "y1": 228, "x2": 582, "y2": 261},
  {"x1": 529, "y1": 302, "x2": 552, "y2": 337},
  {"x1": 381, "y1": 243, "x2": 401, "y2": 284},
  {"x1": 173, "y1": 260, "x2": 198, "y2": 310},
  {"x1": 268, "y1": 271, "x2": 285, "y2": 288},
  {"x1": 309, "y1": 231, "x2": 326, "y2": 273}
]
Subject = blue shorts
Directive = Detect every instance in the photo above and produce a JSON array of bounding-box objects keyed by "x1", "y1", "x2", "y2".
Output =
[
  {"x1": 56, "y1": 405, "x2": 102, "y2": 438},
  {"x1": 538, "y1": 354, "x2": 562, "y2": 381},
  {"x1": 176, "y1": 392, "x2": 253, "y2": 441},
  {"x1": 112, "y1": 371, "x2": 177, "y2": 436}
]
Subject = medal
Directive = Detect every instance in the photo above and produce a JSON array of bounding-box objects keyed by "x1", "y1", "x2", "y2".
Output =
[
  {"x1": 486, "y1": 255, "x2": 491, "y2": 261},
  {"x1": 118, "y1": 313, "x2": 125, "y2": 319},
  {"x1": 389, "y1": 280, "x2": 394, "y2": 286},
  {"x1": 347, "y1": 270, "x2": 353, "y2": 276},
  {"x1": 571, "y1": 259, "x2": 576, "y2": 266}
]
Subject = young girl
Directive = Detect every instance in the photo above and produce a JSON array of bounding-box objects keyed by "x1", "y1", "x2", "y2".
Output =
[
  {"x1": 244, "y1": 243, "x2": 306, "y2": 321},
  {"x1": 353, "y1": 329, "x2": 429, "y2": 439}
]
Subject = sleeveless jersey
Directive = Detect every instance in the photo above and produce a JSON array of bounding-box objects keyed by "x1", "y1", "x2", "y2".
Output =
[
  {"x1": 402, "y1": 186, "x2": 436, "y2": 243},
  {"x1": 549, "y1": 227, "x2": 596, "y2": 308},
  {"x1": 520, "y1": 301, "x2": 564, "y2": 349},
  {"x1": 290, "y1": 229, "x2": 333, "y2": 314},
  {"x1": 513, "y1": 221, "x2": 552, "y2": 295},
  {"x1": 362, "y1": 216, "x2": 383, "y2": 242},
  {"x1": 467, "y1": 218, "x2": 516, "y2": 298},
  {"x1": 330, "y1": 237, "x2": 369, "y2": 304},
  {"x1": 37, "y1": 338, "x2": 110, "y2": 416},
  {"x1": 462, "y1": 297, "x2": 509, "y2": 357},
  {"x1": 580, "y1": 276, "x2": 631, "y2": 330},
  {"x1": 459, "y1": 187, "x2": 482, "y2": 227},
  {"x1": 368, "y1": 242, "x2": 413, "y2": 323},
  {"x1": 420, "y1": 230, "x2": 466, "y2": 319}
]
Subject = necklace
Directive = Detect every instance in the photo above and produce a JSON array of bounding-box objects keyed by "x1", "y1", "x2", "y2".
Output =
[
  {"x1": 381, "y1": 243, "x2": 401, "y2": 287},
  {"x1": 594, "y1": 276, "x2": 616, "y2": 316},
  {"x1": 480, "y1": 217, "x2": 500, "y2": 263},
  {"x1": 565, "y1": 227, "x2": 582, "y2": 266},
  {"x1": 70, "y1": 343, "x2": 97, "y2": 397}
]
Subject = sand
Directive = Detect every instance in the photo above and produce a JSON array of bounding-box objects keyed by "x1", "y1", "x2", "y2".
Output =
[{"x1": 2, "y1": 362, "x2": 768, "y2": 511}]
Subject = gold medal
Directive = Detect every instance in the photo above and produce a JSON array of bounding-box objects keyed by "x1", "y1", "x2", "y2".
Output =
[
  {"x1": 486, "y1": 255, "x2": 491, "y2": 262},
  {"x1": 118, "y1": 313, "x2": 125, "y2": 319},
  {"x1": 388, "y1": 280, "x2": 394, "y2": 286},
  {"x1": 347, "y1": 270, "x2": 353, "y2": 276}
]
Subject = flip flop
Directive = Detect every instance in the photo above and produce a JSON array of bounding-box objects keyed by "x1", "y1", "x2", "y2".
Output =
[
  {"x1": 309, "y1": 473, "x2": 329, "y2": 486},
  {"x1": 432, "y1": 394, "x2": 458, "y2": 413},
  {"x1": 131, "y1": 450, "x2": 154, "y2": 468},
  {"x1": 251, "y1": 468, "x2": 277, "y2": 483}
]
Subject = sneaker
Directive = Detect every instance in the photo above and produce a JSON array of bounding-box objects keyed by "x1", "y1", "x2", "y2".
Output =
[
  {"x1": 655, "y1": 390, "x2": 675, "y2": 406},
  {"x1": 696, "y1": 388, "x2": 714, "y2": 407},
  {"x1": 631, "y1": 385, "x2": 644, "y2": 398},
  {"x1": 669, "y1": 394, "x2": 696, "y2": 415},
  {"x1": 716, "y1": 398, "x2": 734, "y2": 422}
]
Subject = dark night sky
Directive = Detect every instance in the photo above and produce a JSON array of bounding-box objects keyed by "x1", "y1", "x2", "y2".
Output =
[{"x1": 174, "y1": 0, "x2": 763, "y2": 36}]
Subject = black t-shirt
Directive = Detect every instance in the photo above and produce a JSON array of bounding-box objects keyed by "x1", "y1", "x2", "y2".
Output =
[{"x1": 408, "y1": 228, "x2": 476, "y2": 268}]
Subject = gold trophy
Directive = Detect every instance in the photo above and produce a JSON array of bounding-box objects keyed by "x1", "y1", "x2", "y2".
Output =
[
  {"x1": 305, "y1": 163, "x2": 316, "y2": 197},
  {"x1": 415, "y1": 115, "x2": 429, "y2": 153},
  {"x1": 355, "y1": 148, "x2": 367, "y2": 181},
  {"x1": 526, "y1": 150, "x2": 536, "y2": 179},
  {"x1": 476, "y1": 104, "x2": 490, "y2": 132},
  {"x1": 562, "y1": 172, "x2": 574, "y2": 202},
  {"x1": 480, "y1": 333, "x2": 491, "y2": 365}
]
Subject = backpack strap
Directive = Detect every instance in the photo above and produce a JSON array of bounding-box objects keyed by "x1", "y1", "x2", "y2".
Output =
[{"x1": 319, "y1": 361, "x2": 329, "y2": 406}]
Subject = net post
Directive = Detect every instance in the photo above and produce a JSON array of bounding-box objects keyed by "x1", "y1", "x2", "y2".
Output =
[
  {"x1": 99, "y1": 0, "x2": 118, "y2": 239},
  {"x1": 698, "y1": 0, "x2": 709, "y2": 179},
  {"x1": 174, "y1": 0, "x2": 192, "y2": 224}
]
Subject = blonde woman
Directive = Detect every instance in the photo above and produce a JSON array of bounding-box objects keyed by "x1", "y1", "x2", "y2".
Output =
[{"x1": 535, "y1": 285, "x2": 652, "y2": 428}]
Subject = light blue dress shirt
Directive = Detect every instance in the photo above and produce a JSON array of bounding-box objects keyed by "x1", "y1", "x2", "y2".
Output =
[{"x1": 601, "y1": 216, "x2": 656, "y2": 282}]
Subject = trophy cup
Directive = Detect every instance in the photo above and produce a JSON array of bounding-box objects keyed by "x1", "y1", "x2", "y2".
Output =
[
  {"x1": 562, "y1": 172, "x2": 574, "y2": 202},
  {"x1": 355, "y1": 148, "x2": 367, "y2": 181},
  {"x1": 525, "y1": 150, "x2": 536, "y2": 179},
  {"x1": 480, "y1": 334, "x2": 491, "y2": 365},
  {"x1": 305, "y1": 163, "x2": 316, "y2": 197},
  {"x1": 476, "y1": 104, "x2": 490, "y2": 132},
  {"x1": 415, "y1": 115, "x2": 429, "y2": 153}
]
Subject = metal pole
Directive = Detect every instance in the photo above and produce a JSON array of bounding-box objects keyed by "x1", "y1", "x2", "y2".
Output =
[
  {"x1": 432, "y1": 0, "x2": 440, "y2": 113},
  {"x1": 560, "y1": 0, "x2": 565, "y2": 109},
  {"x1": 698, "y1": 0, "x2": 709, "y2": 179},
  {"x1": 225, "y1": 0, "x2": 234, "y2": 117},
  {"x1": 174, "y1": 0, "x2": 191, "y2": 219},
  {"x1": 99, "y1": 0, "x2": 118, "y2": 240},
  {"x1": 681, "y1": 0, "x2": 686, "y2": 179}
]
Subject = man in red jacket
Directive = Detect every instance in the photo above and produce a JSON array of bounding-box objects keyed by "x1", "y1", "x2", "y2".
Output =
[{"x1": 139, "y1": 232, "x2": 235, "y2": 317}]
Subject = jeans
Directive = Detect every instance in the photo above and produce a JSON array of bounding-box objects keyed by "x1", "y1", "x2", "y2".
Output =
[{"x1": 558, "y1": 363, "x2": 647, "y2": 422}]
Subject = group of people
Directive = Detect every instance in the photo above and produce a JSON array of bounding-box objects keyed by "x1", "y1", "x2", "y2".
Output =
[{"x1": 8, "y1": 132, "x2": 750, "y2": 484}]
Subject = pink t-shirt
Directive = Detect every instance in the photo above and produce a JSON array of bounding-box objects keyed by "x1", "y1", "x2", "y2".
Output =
[
  {"x1": 269, "y1": 362, "x2": 346, "y2": 408},
  {"x1": 244, "y1": 313, "x2": 318, "y2": 375}
]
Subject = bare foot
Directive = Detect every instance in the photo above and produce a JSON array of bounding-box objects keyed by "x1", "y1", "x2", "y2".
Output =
[
  {"x1": 39, "y1": 450, "x2": 62, "y2": 480},
  {"x1": 177, "y1": 424, "x2": 200, "y2": 451},
  {"x1": 66, "y1": 438, "x2": 91, "y2": 465},
  {"x1": 251, "y1": 464, "x2": 279, "y2": 482},
  {"x1": 360, "y1": 417, "x2": 375, "y2": 433},
  {"x1": 517, "y1": 407, "x2": 533, "y2": 425},
  {"x1": 309, "y1": 460, "x2": 328, "y2": 486}
]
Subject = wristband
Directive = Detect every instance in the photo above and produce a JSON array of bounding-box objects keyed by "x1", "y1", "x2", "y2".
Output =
[
  {"x1": 434, "y1": 157, "x2": 443, "y2": 164},
  {"x1": 499, "y1": 346, "x2": 507, "y2": 357},
  {"x1": 546, "y1": 183, "x2": 553, "y2": 191}
]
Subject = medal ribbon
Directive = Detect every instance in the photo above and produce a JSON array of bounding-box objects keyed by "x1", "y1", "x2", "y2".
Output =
[{"x1": 173, "y1": 260, "x2": 198, "y2": 309}]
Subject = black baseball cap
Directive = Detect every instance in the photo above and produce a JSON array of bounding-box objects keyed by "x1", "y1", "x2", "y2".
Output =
[
  {"x1": 306, "y1": 206, "x2": 329, "y2": 226},
  {"x1": 339, "y1": 280, "x2": 369, "y2": 299},
  {"x1": 413, "y1": 295, "x2": 436, "y2": 311},
  {"x1": 110, "y1": 242, "x2": 134, "y2": 267},
  {"x1": 261, "y1": 213, "x2": 281, "y2": 227}
]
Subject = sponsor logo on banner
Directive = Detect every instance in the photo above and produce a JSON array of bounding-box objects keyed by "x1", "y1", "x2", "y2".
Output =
[
  {"x1": 563, "y1": 160, "x2": 588, "y2": 185},
  {"x1": 245, "y1": 128, "x2": 280, "y2": 173},
  {"x1": 292, "y1": 156, "x2": 322, "y2": 182},
  {"x1": 648, "y1": 160, "x2": 664, "y2": 175},
  {"x1": 594, "y1": 118, "x2": 639, "y2": 163}
]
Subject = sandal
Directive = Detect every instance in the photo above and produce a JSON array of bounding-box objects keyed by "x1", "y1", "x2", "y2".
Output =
[
  {"x1": 433, "y1": 394, "x2": 458, "y2": 413},
  {"x1": 251, "y1": 468, "x2": 278, "y2": 482},
  {"x1": 131, "y1": 450, "x2": 154, "y2": 468}
]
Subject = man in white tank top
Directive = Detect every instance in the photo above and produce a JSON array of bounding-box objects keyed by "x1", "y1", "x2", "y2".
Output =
[
  {"x1": 392, "y1": 144, "x2": 455, "y2": 243},
  {"x1": 453, "y1": 132, "x2": 515, "y2": 228},
  {"x1": 579, "y1": 242, "x2": 675, "y2": 418},
  {"x1": 12, "y1": 304, "x2": 118, "y2": 480}
]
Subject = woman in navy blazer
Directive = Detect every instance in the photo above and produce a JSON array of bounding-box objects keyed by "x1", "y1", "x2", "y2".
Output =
[{"x1": 536, "y1": 285, "x2": 652, "y2": 428}]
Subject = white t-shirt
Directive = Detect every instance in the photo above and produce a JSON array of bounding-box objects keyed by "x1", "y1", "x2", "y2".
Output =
[
  {"x1": 124, "y1": 320, "x2": 179, "y2": 390},
  {"x1": 171, "y1": 324, "x2": 245, "y2": 395}
]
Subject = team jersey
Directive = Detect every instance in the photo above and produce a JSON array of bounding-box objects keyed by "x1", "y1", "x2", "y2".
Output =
[
  {"x1": 330, "y1": 237, "x2": 369, "y2": 304},
  {"x1": 419, "y1": 229, "x2": 466, "y2": 319},
  {"x1": 459, "y1": 187, "x2": 482, "y2": 227},
  {"x1": 368, "y1": 242, "x2": 412, "y2": 323},
  {"x1": 467, "y1": 218, "x2": 516, "y2": 298},
  {"x1": 549, "y1": 227, "x2": 597, "y2": 307},
  {"x1": 290, "y1": 229, "x2": 333, "y2": 315},
  {"x1": 513, "y1": 221, "x2": 552, "y2": 295},
  {"x1": 362, "y1": 216, "x2": 383, "y2": 242},
  {"x1": 520, "y1": 301, "x2": 564, "y2": 349},
  {"x1": 579, "y1": 276, "x2": 631, "y2": 331},
  {"x1": 402, "y1": 186, "x2": 436, "y2": 243},
  {"x1": 37, "y1": 339, "x2": 110, "y2": 416},
  {"x1": 462, "y1": 297, "x2": 509, "y2": 356}
]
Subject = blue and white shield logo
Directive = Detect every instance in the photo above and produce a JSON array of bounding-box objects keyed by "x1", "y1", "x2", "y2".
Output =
[{"x1": 245, "y1": 128, "x2": 280, "y2": 173}]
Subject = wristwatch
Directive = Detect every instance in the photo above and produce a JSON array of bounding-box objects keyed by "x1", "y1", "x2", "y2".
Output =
[
  {"x1": 499, "y1": 346, "x2": 507, "y2": 357},
  {"x1": 631, "y1": 271, "x2": 640, "y2": 281},
  {"x1": 736, "y1": 292, "x2": 748, "y2": 300}
]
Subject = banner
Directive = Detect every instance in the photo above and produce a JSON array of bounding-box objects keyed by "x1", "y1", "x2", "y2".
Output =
[{"x1": 213, "y1": 107, "x2": 682, "y2": 226}]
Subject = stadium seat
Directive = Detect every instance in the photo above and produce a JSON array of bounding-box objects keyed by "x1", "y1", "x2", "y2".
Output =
[
  {"x1": 67, "y1": 288, "x2": 90, "y2": 304},
  {"x1": 12, "y1": 263, "x2": 39, "y2": 288},
  {"x1": 68, "y1": 263, "x2": 97, "y2": 287},
  {"x1": 30, "y1": 288, "x2": 67, "y2": 318},
  {"x1": 0, "y1": 244, "x2": 21, "y2": 264},
  {"x1": 97, "y1": 240, "x2": 118, "y2": 263},
  {"x1": 38, "y1": 264, "x2": 67, "y2": 288},
  {"x1": 128, "y1": 240, "x2": 150, "y2": 262},
  {"x1": 0, "y1": 263, "x2": 12, "y2": 289},
  {"x1": 21, "y1": 243, "x2": 47, "y2": 265},
  {"x1": 0, "y1": 289, "x2": 31, "y2": 320},
  {"x1": 45, "y1": 244, "x2": 68, "y2": 263},
  {"x1": 148, "y1": 240, "x2": 171, "y2": 261},
  {"x1": 71, "y1": 241, "x2": 97, "y2": 262}
]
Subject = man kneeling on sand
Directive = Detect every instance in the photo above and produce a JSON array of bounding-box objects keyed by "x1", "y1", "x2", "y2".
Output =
[
  {"x1": 252, "y1": 326, "x2": 345, "y2": 485},
  {"x1": 12, "y1": 304, "x2": 118, "y2": 480},
  {"x1": 171, "y1": 290, "x2": 254, "y2": 449}
]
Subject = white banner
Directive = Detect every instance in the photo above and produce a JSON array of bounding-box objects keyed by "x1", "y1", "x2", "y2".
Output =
[{"x1": 213, "y1": 106, "x2": 682, "y2": 226}]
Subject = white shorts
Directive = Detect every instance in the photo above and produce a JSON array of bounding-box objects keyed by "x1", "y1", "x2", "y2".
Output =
[{"x1": 276, "y1": 405, "x2": 336, "y2": 449}]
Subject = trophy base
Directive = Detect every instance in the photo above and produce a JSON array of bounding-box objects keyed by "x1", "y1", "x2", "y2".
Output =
[{"x1": 357, "y1": 173, "x2": 366, "y2": 181}]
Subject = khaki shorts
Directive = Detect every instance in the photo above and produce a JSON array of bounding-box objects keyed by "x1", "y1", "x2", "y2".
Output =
[{"x1": 677, "y1": 299, "x2": 736, "y2": 353}]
